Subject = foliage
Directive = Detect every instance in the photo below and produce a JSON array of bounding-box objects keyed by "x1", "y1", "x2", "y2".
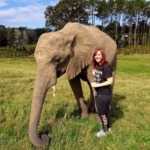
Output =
[
  {"x1": 35, "y1": 28, "x2": 50, "y2": 39},
  {"x1": 0, "y1": 26, "x2": 48, "y2": 48},
  {"x1": 0, "y1": 25, "x2": 7, "y2": 46},
  {"x1": 86, "y1": 0, "x2": 150, "y2": 47},
  {"x1": 7, "y1": 28, "x2": 15, "y2": 46},
  {"x1": 0, "y1": 45, "x2": 36, "y2": 58},
  {"x1": 0, "y1": 55, "x2": 150, "y2": 149},
  {"x1": 25, "y1": 45, "x2": 36, "y2": 55},
  {"x1": 45, "y1": 0, "x2": 89, "y2": 30},
  {"x1": 117, "y1": 45, "x2": 150, "y2": 55}
]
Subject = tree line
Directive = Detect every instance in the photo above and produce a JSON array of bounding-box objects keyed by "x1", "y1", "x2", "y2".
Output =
[
  {"x1": 0, "y1": 0, "x2": 150, "y2": 51},
  {"x1": 0, "y1": 25, "x2": 50, "y2": 48},
  {"x1": 45, "y1": 0, "x2": 150, "y2": 48}
]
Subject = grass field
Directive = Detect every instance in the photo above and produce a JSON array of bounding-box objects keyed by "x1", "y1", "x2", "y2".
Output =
[{"x1": 0, "y1": 54, "x2": 150, "y2": 150}]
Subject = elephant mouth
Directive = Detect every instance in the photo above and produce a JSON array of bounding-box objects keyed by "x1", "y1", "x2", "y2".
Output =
[{"x1": 57, "y1": 70, "x2": 65, "y2": 78}]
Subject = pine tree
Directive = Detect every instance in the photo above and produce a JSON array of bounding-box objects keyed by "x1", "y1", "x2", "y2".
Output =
[{"x1": 45, "y1": 0, "x2": 88, "y2": 30}]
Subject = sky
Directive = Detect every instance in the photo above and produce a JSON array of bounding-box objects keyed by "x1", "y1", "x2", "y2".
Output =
[{"x1": 0, "y1": 0, "x2": 59, "y2": 29}]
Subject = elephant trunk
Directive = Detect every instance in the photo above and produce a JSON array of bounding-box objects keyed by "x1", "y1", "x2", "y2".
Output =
[{"x1": 29, "y1": 75, "x2": 51, "y2": 148}]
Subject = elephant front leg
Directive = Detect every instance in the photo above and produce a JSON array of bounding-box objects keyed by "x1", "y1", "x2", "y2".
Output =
[
  {"x1": 86, "y1": 81, "x2": 96, "y2": 113},
  {"x1": 69, "y1": 77, "x2": 89, "y2": 118}
]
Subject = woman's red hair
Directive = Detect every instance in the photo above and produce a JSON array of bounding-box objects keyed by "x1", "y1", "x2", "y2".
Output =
[{"x1": 90, "y1": 48, "x2": 108, "y2": 69}]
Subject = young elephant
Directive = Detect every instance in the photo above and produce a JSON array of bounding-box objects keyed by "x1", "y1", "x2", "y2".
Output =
[{"x1": 29, "y1": 22, "x2": 117, "y2": 148}]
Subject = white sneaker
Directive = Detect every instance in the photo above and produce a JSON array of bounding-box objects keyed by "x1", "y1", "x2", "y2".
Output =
[
  {"x1": 108, "y1": 128, "x2": 112, "y2": 132},
  {"x1": 96, "y1": 128, "x2": 112, "y2": 137},
  {"x1": 96, "y1": 130, "x2": 106, "y2": 137}
]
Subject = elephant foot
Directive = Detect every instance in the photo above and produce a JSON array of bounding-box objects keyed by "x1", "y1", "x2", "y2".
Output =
[
  {"x1": 78, "y1": 101, "x2": 89, "y2": 118},
  {"x1": 81, "y1": 112, "x2": 89, "y2": 118},
  {"x1": 78, "y1": 109, "x2": 89, "y2": 118}
]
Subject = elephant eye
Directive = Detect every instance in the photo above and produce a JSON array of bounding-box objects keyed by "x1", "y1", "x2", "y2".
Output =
[{"x1": 53, "y1": 56, "x2": 60, "y2": 63}]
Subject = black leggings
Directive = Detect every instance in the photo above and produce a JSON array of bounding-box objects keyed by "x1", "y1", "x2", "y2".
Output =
[{"x1": 95, "y1": 94, "x2": 112, "y2": 132}]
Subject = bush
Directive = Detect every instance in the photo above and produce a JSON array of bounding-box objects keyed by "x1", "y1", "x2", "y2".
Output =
[
  {"x1": 117, "y1": 45, "x2": 150, "y2": 55},
  {"x1": 0, "y1": 47, "x2": 15, "y2": 57},
  {"x1": 0, "y1": 45, "x2": 36, "y2": 58},
  {"x1": 25, "y1": 45, "x2": 36, "y2": 55}
]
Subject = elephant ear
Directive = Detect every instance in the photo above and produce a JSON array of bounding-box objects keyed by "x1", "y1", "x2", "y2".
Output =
[{"x1": 66, "y1": 31, "x2": 94, "y2": 80}]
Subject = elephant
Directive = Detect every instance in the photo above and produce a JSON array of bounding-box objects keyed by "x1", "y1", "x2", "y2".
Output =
[{"x1": 29, "y1": 22, "x2": 117, "y2": 148}]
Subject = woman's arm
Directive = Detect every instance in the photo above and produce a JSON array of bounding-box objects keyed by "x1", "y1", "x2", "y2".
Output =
[{"x1": 91, "y1": 77, "x2": 113, "y2": 88}]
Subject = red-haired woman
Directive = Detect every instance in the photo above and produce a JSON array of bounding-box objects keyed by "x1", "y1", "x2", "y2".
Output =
[{"x1": 91, "y1": 48, "x2": 113, "y2": 137}]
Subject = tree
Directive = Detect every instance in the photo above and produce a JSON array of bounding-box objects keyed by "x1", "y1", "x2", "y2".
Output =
[
  {"x1": 141, "y1": 1, "x2": 150, "y2": 45},
  {"x1": 35, "y1": 28, "x2": 50, "y2": 39},
  {"x1": 7, "y1": 28, "x2": 15, "y2": 46},
  {"x1": 96, "y1": 0, "x2": 109, "y2": 31},
  {"x1": 27, "y1": 29, "x2": 37, "y2": 44},
  {"x1": 45, "y1": 0, "x2": 88, "y2": 30},
  {"x1": 126, "y1": 0, "x2": 147, "y2": 47},
  {"x1": 113, "y1": 0, "x2": 126, "y2": 42},
  {"x1": 0, "y1": 25, "x2": 7, "y2": 46},
  {"x1": 126, "y1": 1, "x2": 135, "y2": 47},
  {"x1": 133, "y1": 0, "x2": 147, "y2": 46},
  {"x1": 13, "y1": 27, "x2": 28, "y2": 46},
  {"x1": 86, "y1": 0, "x2": 97, "y2": 25}
]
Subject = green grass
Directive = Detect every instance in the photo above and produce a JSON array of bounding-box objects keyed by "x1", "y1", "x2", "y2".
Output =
[{"x1": 0, "y1": 54, "x2": 150, "y2": 150}]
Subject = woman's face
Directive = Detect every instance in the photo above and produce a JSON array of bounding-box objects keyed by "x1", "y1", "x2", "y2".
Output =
[{"x1": 94, "y1": 50, "x2": 102, "y2": 63}]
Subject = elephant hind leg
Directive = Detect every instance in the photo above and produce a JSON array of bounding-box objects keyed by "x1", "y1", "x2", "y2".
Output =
[
  {"x1": 106, "y1": 100, "x2": 115, "y2": 117},
  {"x1": 69, "y1": 77, "x2": 89, "y2": 118}
]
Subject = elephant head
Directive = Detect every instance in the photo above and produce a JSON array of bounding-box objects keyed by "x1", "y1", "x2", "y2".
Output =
[{"x1": 29, "y1": 22, "x2": 117, "y2": 148}]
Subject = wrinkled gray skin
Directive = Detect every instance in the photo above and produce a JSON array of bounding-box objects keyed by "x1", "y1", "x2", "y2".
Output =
[{"x1": 29, "y1": 22, "x2": 117, "y2": 148}]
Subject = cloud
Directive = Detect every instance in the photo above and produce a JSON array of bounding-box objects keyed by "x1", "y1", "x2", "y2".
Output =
[
  {"x1": 0, "y1": 0, "x2": 58, "y2": 28},
  {"x1": 0, "y1": 0, "x2": 7, "y2": 7},
  {"x1": 0, "y1": 4, "x2": 47, "y2": 28}
]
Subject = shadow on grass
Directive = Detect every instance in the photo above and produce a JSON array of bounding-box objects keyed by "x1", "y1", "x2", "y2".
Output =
[
  {"x1": 43, "y1": 93, "x2": 126, "y2": 122},
  {"x1": 85, "y1": 93, "x2": 125, "y2": 126},
  {"x1": 50, "y1": 105, "x2": 79, "y2": 119},
  {"x1": 109, "y1": 93, "x2": 126, "y2": 126}
]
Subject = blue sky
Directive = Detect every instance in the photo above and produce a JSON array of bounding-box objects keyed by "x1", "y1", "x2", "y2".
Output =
[{"x1": 0, "y1": 0, "x2": 59, "y2": 28}]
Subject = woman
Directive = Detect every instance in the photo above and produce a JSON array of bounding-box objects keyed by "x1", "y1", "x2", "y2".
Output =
[{"x1": 91, "y1": 48, "x2": 113, "y2": 137}]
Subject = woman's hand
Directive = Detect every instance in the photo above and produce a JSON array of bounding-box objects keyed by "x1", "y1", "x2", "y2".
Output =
[
  {"x1": 91, "y1": 82, "x2": 99, "y2": 88},
  {"x1": 91, "y1": 77, "x2": 113, "y2": 88}
]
